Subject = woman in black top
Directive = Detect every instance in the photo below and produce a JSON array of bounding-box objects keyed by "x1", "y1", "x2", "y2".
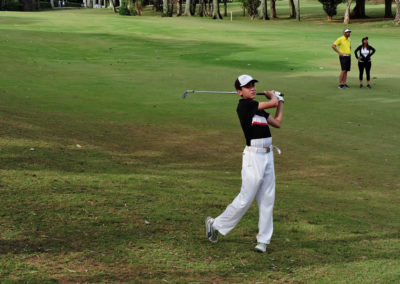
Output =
[{"x1": 354, "y1": 37, "x2": 376, "y2": 88}]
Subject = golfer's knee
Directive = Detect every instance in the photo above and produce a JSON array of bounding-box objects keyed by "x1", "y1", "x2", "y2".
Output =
[{"x1": 237, "y1": 193, "x2": 256, "y2": 208}]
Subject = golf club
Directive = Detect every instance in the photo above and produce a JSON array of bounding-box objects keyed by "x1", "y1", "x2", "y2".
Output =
[{"x1": 182, "y1": 90, "x2": 284, "y2": 99}]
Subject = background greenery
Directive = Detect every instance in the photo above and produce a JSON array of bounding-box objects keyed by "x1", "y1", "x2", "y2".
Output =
[{"x1": 0, "y1": 2, "x2": 399, "y2": 282}]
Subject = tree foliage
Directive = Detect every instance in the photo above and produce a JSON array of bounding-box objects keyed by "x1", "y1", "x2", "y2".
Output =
[
  {"x1": 1, "y1": 0, "x2": 21, "y2": 10},
  {"x1": 243, "y1": 0, "x2": 259, "y2": 19},
  {"x1": 318, "y1": 0, "x2": 344, "y2": 17}
]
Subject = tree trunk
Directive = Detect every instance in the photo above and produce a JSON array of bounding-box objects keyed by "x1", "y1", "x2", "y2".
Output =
[
  {"x1": 270, "y1": 0, "x2": 276, "y2": 18},
  {"x1": 384, "y1": 0, "x2": 393, "y2": 18},
  {"x1": 50, "y1": 0, "x2": 54, "y2": 8},
  {"x1": 212, "y1": 0, "x2": 222, "y2": 19},
  {"x1": 197, "y1": 0, "x2": 204, "y2": 16},
  {"x1": 184, "y1": 0, "x2": 191, "y2": 15},
  {"x1": 163, "y1": 0, "x2": 168, "y2": 15},
  {"x1": 344, "y1": 0, "x2": 352, "y2": 24},
  {"x1": 259, "y1": 0, "x2": 269, "y2": 19},
  {"x1": 223, "y1": 0, "x2": 227, "y2": 16},
  {"x1": 296, "y1": 0, "x2": 300, "y2": 21},
  {"x1": 395, "y1": 0, "x2": 400, "y2": 24},
  {"x1": 168, "y1": 0, "x2": 173, "y2": 16},
  {"x1": 109, "y1": 0, "x2": 117, "y2": 12},
  {"x1": 177, "y1": 0, "x2": 182, "y2": 15},
  {"x1": 242, "y1": 5, "x2": 245, "y2": 16},
  {"x1": 351, "y1": 0, "x2": 366, "y2": 18},
  {"x1": 136, "y1": 1, "x2": 142, "y2": 15},
  {"x1": 190, "y1": 0, "x2": 196, "y2": 15},
  {"x1": 289, "y1": 0, "x2": 296, "y2": 18}
]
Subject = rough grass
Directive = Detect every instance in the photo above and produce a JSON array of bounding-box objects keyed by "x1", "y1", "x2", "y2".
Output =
[{"x1": 0, "y1": 2, "x2": 399, "y2": 283}]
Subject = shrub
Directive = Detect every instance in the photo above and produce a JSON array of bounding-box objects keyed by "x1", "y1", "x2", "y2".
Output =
[
  {"x1": 119, "y1": 1, "x2": 131, "y2": 15},
  {"x1": 129, "y1": 6, "x2": 137, "y2": 15}
]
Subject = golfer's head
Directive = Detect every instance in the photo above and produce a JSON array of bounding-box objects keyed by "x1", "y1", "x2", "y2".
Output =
[
  {"x1": 362, "y1": 36, "x2": 368, "y2": 45},
  {"x1": 235, "y1": 74, "x2": 258, "y2": 98},
  {"x1": 344, "y1": 28, "x2": 351, "y2": 37}
]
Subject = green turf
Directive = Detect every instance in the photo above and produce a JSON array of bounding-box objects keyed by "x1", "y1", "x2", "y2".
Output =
[{"x1": 0, "y1": 2, "x2": 399, "y2": 283}]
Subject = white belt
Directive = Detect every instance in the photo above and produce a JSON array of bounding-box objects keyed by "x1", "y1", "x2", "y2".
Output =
[
  {"x1": 342, "y1": 54, "x2": 350, "y2": 57},
  {"x1": 245, "y1": 145, "x2": 281, "y2": 155}
]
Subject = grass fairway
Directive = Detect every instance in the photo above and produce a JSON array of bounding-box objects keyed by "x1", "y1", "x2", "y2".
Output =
[{"x1": 1, "y1": 3, "x2": 399, "y2": 282}]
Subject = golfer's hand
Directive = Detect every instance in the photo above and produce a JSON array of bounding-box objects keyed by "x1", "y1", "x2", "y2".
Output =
[
  {"x1": 263, "y1": 91, "x2": 275, "y2": 100},
  {"x1": 270, "y1": 95, "x2": 279, "y2": 105},
  {"x1": 339, "y1": 52, "x2": 344, "y2": 57}
]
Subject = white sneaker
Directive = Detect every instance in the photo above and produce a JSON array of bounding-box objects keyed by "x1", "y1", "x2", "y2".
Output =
[
  {"x1": 254, "y1": 242, "x2": 267, "y2": 253},
  {"x1": 205, "y1": 216, "x2": 218, "y2": 243}
]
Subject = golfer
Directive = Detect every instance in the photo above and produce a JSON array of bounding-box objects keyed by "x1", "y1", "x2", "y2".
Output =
[
  {"x1": 354, "y1": 37, "x2": 376, "y2": 89},
  {"x1": 206, "y1": 74, "x2": 284, "y2": 253},
  {"x1": 332, "y1": 28, "x2": 352, "y2": 89}
]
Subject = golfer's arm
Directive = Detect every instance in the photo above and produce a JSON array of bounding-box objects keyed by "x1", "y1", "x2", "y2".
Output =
[
  {"x1": 258, "y1": 91, "x2": 278, "y2": 110},
  {"x1": 258, "y1": 100, "x2": 278, "y2": 110},
  {"x1": 332, "y1": 44, "x2": 341, "y2": 55},
  {"x1": 267, "y1": 102, "x2": 283, "y2": 128}
]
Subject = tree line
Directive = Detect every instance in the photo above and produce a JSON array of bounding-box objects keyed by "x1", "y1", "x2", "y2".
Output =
[
  {"x1": 319, "y1": 0, "x2": 398, "y2": 23},
  {"x1": 1, "y1": 0, "x2": 399, "y2": 24}
]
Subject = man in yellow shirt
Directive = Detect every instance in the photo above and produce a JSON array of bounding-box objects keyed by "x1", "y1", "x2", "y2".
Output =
[{"x1": 332, "y1": 28, "x2": 351, "y2": 89}]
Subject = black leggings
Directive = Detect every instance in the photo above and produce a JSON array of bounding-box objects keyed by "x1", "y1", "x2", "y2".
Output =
[{"x1": 358, "y1": 61, "x2": 372, "y2": 81}]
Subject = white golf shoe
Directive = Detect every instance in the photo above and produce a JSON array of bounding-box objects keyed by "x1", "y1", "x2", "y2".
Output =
[
  {"x1": 254, "y1": 242, "x2": 268, "y2": 253},
  {"x1": 205, "y1": 216, "x2": 218, "y2": 243}
]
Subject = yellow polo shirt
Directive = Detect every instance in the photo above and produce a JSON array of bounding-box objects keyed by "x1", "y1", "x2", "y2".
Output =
[{"x1": 333, "y1": 36, "x2": 351, "y2": 55}]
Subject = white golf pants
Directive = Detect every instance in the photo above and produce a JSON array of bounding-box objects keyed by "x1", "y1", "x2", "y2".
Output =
[{"x1": 213, "y1": 145, "x2": 275, "y2": 244}]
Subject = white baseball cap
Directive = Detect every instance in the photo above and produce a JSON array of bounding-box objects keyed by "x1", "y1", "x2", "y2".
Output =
[
  {"x1": 237, "y1": 74, "x2": 258, "y2": 87},
  {"x1": 344, "y1": 28, "x2": 351, "y2": 33}
]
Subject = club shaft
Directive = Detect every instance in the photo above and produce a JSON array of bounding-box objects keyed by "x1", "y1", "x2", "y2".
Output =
[
  {"x1": 183, "y1": 89, "x2": 284, "y2": 99},
  {"x1": 191, "y1": 90, "x2": 265, "y2": 95}
]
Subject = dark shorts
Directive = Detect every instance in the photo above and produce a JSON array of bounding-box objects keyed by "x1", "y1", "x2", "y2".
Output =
[{"x1": 339, "y1": 56, "x2": 351, "y2": 71}]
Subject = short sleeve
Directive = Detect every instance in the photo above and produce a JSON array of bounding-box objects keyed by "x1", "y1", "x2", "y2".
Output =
[
  {"x1": 237, "y1": 99, "x2": 260, "y2": 124},
  {"x1": 333, "y1": 37, "x2": 341, "y2": 46},
  {"x1": 244, "y1": 99, "x2": 259, "y2": 117}
]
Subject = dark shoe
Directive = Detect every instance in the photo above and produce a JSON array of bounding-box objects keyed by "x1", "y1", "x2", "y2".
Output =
[
  {"x1": 344, "y1": 84, "x2": 350, "y2": 88},
  {"x1": 367, "y1": 85, "x2": 371, "y2": 89},
  {"x1": 360, "y1": 84, "x2": 363, "y2": 88},
  {"x1": 338, "y1": 85, "x2": 344, "y2": 89}
]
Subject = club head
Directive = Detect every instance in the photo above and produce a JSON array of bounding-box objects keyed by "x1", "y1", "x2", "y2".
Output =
[{"x1": 182, "y1": 90, "x2": 193, "y2": 99}]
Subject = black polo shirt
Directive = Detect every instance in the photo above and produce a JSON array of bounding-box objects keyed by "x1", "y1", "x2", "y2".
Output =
[{"x1": 237, "y1": 98, "x2": 271, "y2": 146}]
